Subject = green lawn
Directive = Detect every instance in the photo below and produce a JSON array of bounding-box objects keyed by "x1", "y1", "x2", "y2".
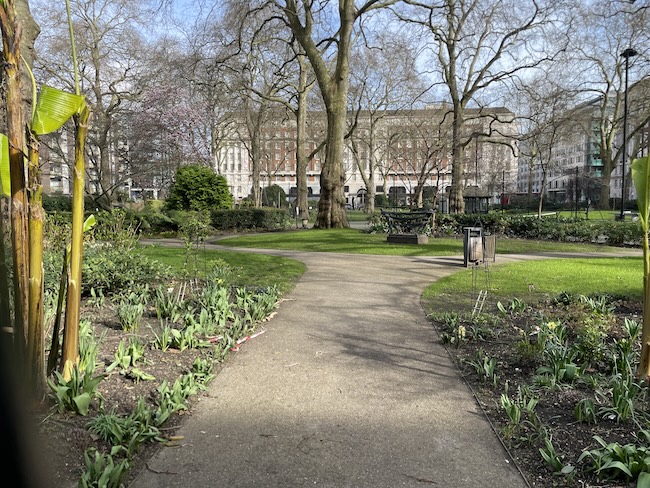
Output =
[
  {"x1": 421, "y1": 257, "x2": 643, "y2": 314},
  {"x1": 140, "y1": 245, "x2": 306, "y2": 294},
  {"x1": 553, "y1": 209, "x2": 621, "y2": 220},
  {"x1": 345, "y1": 210, "x2": 371, "y2": 222},
  {"x1": 214, "y1": 228, "x2": 627, "y2": 256}
]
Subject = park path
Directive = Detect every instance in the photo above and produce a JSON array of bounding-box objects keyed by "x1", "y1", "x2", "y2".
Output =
[{"x1": 130, "y1": 242, "x2": 638, "y2": 488}]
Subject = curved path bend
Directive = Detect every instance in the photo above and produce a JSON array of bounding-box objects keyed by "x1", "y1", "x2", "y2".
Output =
[{"x1": 131, "y1": 242, "x2": 638, "y2": 488}]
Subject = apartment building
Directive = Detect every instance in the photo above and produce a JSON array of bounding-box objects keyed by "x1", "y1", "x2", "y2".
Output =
[
  {"x1": 516, "y1": 79, "x2": 650, "y2": 206},
  {"x1": 218, "y1": 104, "x2": 519, "y2": 210}
]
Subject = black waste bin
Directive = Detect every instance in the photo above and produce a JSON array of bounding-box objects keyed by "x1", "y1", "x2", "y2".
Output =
[{"x1": 463, "y1": 226, "x2": 483, "y2": 267}]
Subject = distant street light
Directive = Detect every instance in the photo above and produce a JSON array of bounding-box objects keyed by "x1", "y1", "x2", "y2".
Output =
[{"x1": 620, "y1": 47, "x2": 638, "y2": 220}]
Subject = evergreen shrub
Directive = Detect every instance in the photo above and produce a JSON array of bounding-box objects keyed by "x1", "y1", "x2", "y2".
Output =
[{"x1": 211, "y1": 208, "x2": 290, "y2": 231}]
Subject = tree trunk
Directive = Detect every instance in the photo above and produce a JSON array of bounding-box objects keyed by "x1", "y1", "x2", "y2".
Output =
[
  {"x1": 245, "y1": 96, "x2": 265, "y2": 208},
  {"x1": 62, "y1": 106, "x2": 90, "y2": 380},
  {"x1": 316, "y1": 104, "x2": 348, "y2": 228},
  {"x1": 414, "y1": 185, "x2": 424, "y2": 208},
  {"x1": 449, "y1": 104, "x2": 465, "y2": 213},
  {"x1": 27, "y1": 129, "x2": 45, "y2": 397},
  {"x1": 1, "y1": 0, "x2": 29, "y2": 375},
  {"x1": 295, "y1": 53, "x2": 310, "y2": 223},
  {"x1": 99, "y1": 127, "x2": 112, "y2": 205},
  {"x1": 538, "y1": 168, "x2": 548, "y2": 218},
  {"x1": 250, "y1": 134, "x2": 261, "y2": 207},
  {"x1": 0, "y1": 200, "x2": 10, "y2": 330},
  {"x1": 284, "y1": 0, "x2": 355, "y2": 229},
  {"x1": 598, "y1": 147, "x2": 614, "y2": 210},
  {"x1": 366, "y1": 175, "x2": 376, "y2": 214}
]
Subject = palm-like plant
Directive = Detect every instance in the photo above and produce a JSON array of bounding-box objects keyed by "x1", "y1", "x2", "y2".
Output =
[
  {"x1": 631, "y1": 155, "x2": 650, "y2": 380},
  {"x1": 0, "y1": 0, "x2": 89, "y2": 395}
]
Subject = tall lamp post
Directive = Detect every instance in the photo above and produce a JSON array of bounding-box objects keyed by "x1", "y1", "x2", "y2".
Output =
[{"x1": 619, "y1": 47, "x2": 638, "y2": 220}]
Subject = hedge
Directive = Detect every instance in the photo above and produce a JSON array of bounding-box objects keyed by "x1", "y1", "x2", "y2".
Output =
[
  {"x1": 433, "y1": 212, "x2": 643, "y2": 247},
  {"x1": 211, "y1": 207, "x2": 291, "y2": 231}
]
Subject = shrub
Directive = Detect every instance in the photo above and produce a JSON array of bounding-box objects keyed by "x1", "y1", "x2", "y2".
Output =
[
  {"x1": 166, "y1": 164, "x2": 233, "y2": 212},
  {"x1": 432, "y1": 212, "x2": 642, "y2": 247},
  {"x1": 43, "y1": 194, "x2": 73, "y2": 212},
  {"x1": 81, "y1": 243, "x2": 170, "y2": 296},
  {"x1": 261, "y1": 184, "x2": 288, "y2": 208},
  {"x1": 211, "y1": 207, "x2": 291, "y2": 231},
  {"x1": 131, "y1": 211, "x2": 178, "y2": 235}
]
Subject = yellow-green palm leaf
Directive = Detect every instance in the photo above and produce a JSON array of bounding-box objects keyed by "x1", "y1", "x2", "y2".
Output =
[
  {"x1": 632, "y1": 156, "x2": 650, "y2": 231},
  {"x1": 31, "y1": 86, "x2": 85, "y2": 136}
]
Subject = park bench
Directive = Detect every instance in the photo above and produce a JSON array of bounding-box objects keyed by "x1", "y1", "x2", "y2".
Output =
[{"x1": 380, "y1": 209, "x2": 434, "y2": 244}]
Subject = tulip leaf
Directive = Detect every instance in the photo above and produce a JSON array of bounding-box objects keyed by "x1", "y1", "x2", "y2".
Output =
[
  {"x1": 31, "y1": 85, "x2": 85, "y2": 136},
  {"x1": 0, "y1": 134, "x2": 8, "y2": 197},
  {"x1": 632, "y1": 156, "x2": 650, "y2": 231}
]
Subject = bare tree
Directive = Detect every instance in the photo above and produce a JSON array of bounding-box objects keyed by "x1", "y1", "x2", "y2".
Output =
[
  {"x1": 398, "y1": 0, "x2": 567, "y2": 213},
  {"x1": 275, "y1": 0, "x2": 398, "y2": 228},
  {"x1": 347, "y1": 30, "x2": 427, "y2": 213},
  {"x1": 512, "y1": 75, "x2": 575, "y2": 216},
  {"x1": 33, "y1": 0, "x2": 157, "y2": 207},
  {"x1": 568, "y1": 0, "x2": 650, "y2": 209}
]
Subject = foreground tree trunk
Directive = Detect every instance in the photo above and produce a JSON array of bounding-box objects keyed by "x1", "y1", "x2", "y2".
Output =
[
  {"x1": 448, "y1": 104, "x2": 465, "y2": 213},
  {"x1": 62, "y1": 107, "x2": 90, "y2": 380},
  {"x1": 1, "y1": 0, "x2": 29, "y2": 375},
  {"x1": 27, "y1": 130, "x2": 45, "y2": 397},
  {"x1": 631, "y1": 156, "x2": 650, "y2": 380}
]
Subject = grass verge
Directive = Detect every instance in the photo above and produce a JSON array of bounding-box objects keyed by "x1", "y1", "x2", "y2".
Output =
[
  {"x1": 215, "y1": 228, "x2": 628, "y2": 256},
  {"x1": 139, "y1": 245, "x2": 306, "y2": 294},
  {"x1": 421, "y1": 256, "x2": 643, "y2": 314}
]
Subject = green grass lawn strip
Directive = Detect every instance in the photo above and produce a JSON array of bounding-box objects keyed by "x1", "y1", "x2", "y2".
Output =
[
  {"x1": 215, "y1": 228, "x2": 626, "y2": 256},
  {"x1": 422, "y1": 257, "x2": 643, "y2": 315},
  {"x1": 140, "y1": 245, "x2": 306, "y2": 294}
]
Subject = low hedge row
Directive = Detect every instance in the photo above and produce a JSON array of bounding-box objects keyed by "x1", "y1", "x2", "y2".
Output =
[
  {"x1": 434, "y1": 213, "x2": 643, "y2": 247},
  {"x1": 211, "y1": 207, "x2": 291, "y2": 231},
  {"x1": 44, "y1": 207, "x2": 294, "y2": 236}
]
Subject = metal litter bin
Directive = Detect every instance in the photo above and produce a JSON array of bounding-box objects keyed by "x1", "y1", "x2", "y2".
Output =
[
  {"x1": 463, "y1": 226, "x2": 483, "y2": 267},
  {"x1": 483, "y1": 234, "x2": 496, "y2": 263}
]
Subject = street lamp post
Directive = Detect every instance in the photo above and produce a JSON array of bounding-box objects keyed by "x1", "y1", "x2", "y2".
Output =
[{"x1": 619, "y1": 47, "x2": 638, "y2": 220}]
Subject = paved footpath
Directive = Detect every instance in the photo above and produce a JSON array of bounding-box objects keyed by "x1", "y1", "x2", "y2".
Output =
[{"x1": 131, "y1": 243, "x2": 636, "y2": 488}]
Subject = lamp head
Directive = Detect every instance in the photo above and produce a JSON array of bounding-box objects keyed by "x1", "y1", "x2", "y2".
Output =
[{"x1": 621, "y1": 48, "x2": 638, "y2": 59}]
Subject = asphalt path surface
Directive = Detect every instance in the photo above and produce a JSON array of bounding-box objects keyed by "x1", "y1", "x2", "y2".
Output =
[{"x1": 131, "y1": 240, "x2": 640, "y2": 488}]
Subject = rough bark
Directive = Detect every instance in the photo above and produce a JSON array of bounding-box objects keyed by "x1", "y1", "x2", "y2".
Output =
[
  {"x1": 27, "y1": 129, "x2": 45, "y2": 397},
  {"x1": 449, "y1": 103, "x2": 465, "y2": 213},
  {"x1": 295, "y1": 53, "x2": 310, "y2": 223},
  {"x1": 283, "y1": 0, "x2": 377, "y2": 228},
  {"x1": 318, "y1": 105, "x2": 348, "y2": 228},
  {"x1": 1, "y1": 0, "x2": 29, "y2": 372}
]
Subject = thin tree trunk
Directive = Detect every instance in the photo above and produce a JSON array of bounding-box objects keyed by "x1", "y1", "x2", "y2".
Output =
[
  {"x1": 538, "y1": 169, "x2": 547, "y2": 218},
  {"x1": 295, "y1": 53, "x2": 310, "y2": 224},
  {"x1": 449, "y1": 104, "x2": 465, "y2": 213},
  {"x1": 61, "y1": 106, "x2": 90, "y2": 380},
  {"x1": 27, "y1": 129, "x2": 45, "y2": 396},
  {"x1": 47, "y1": 250, "x2": 67, "y2": 375},
  {"x1": 598, "y1": 150, "x2": 614, "y2": 210}
]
